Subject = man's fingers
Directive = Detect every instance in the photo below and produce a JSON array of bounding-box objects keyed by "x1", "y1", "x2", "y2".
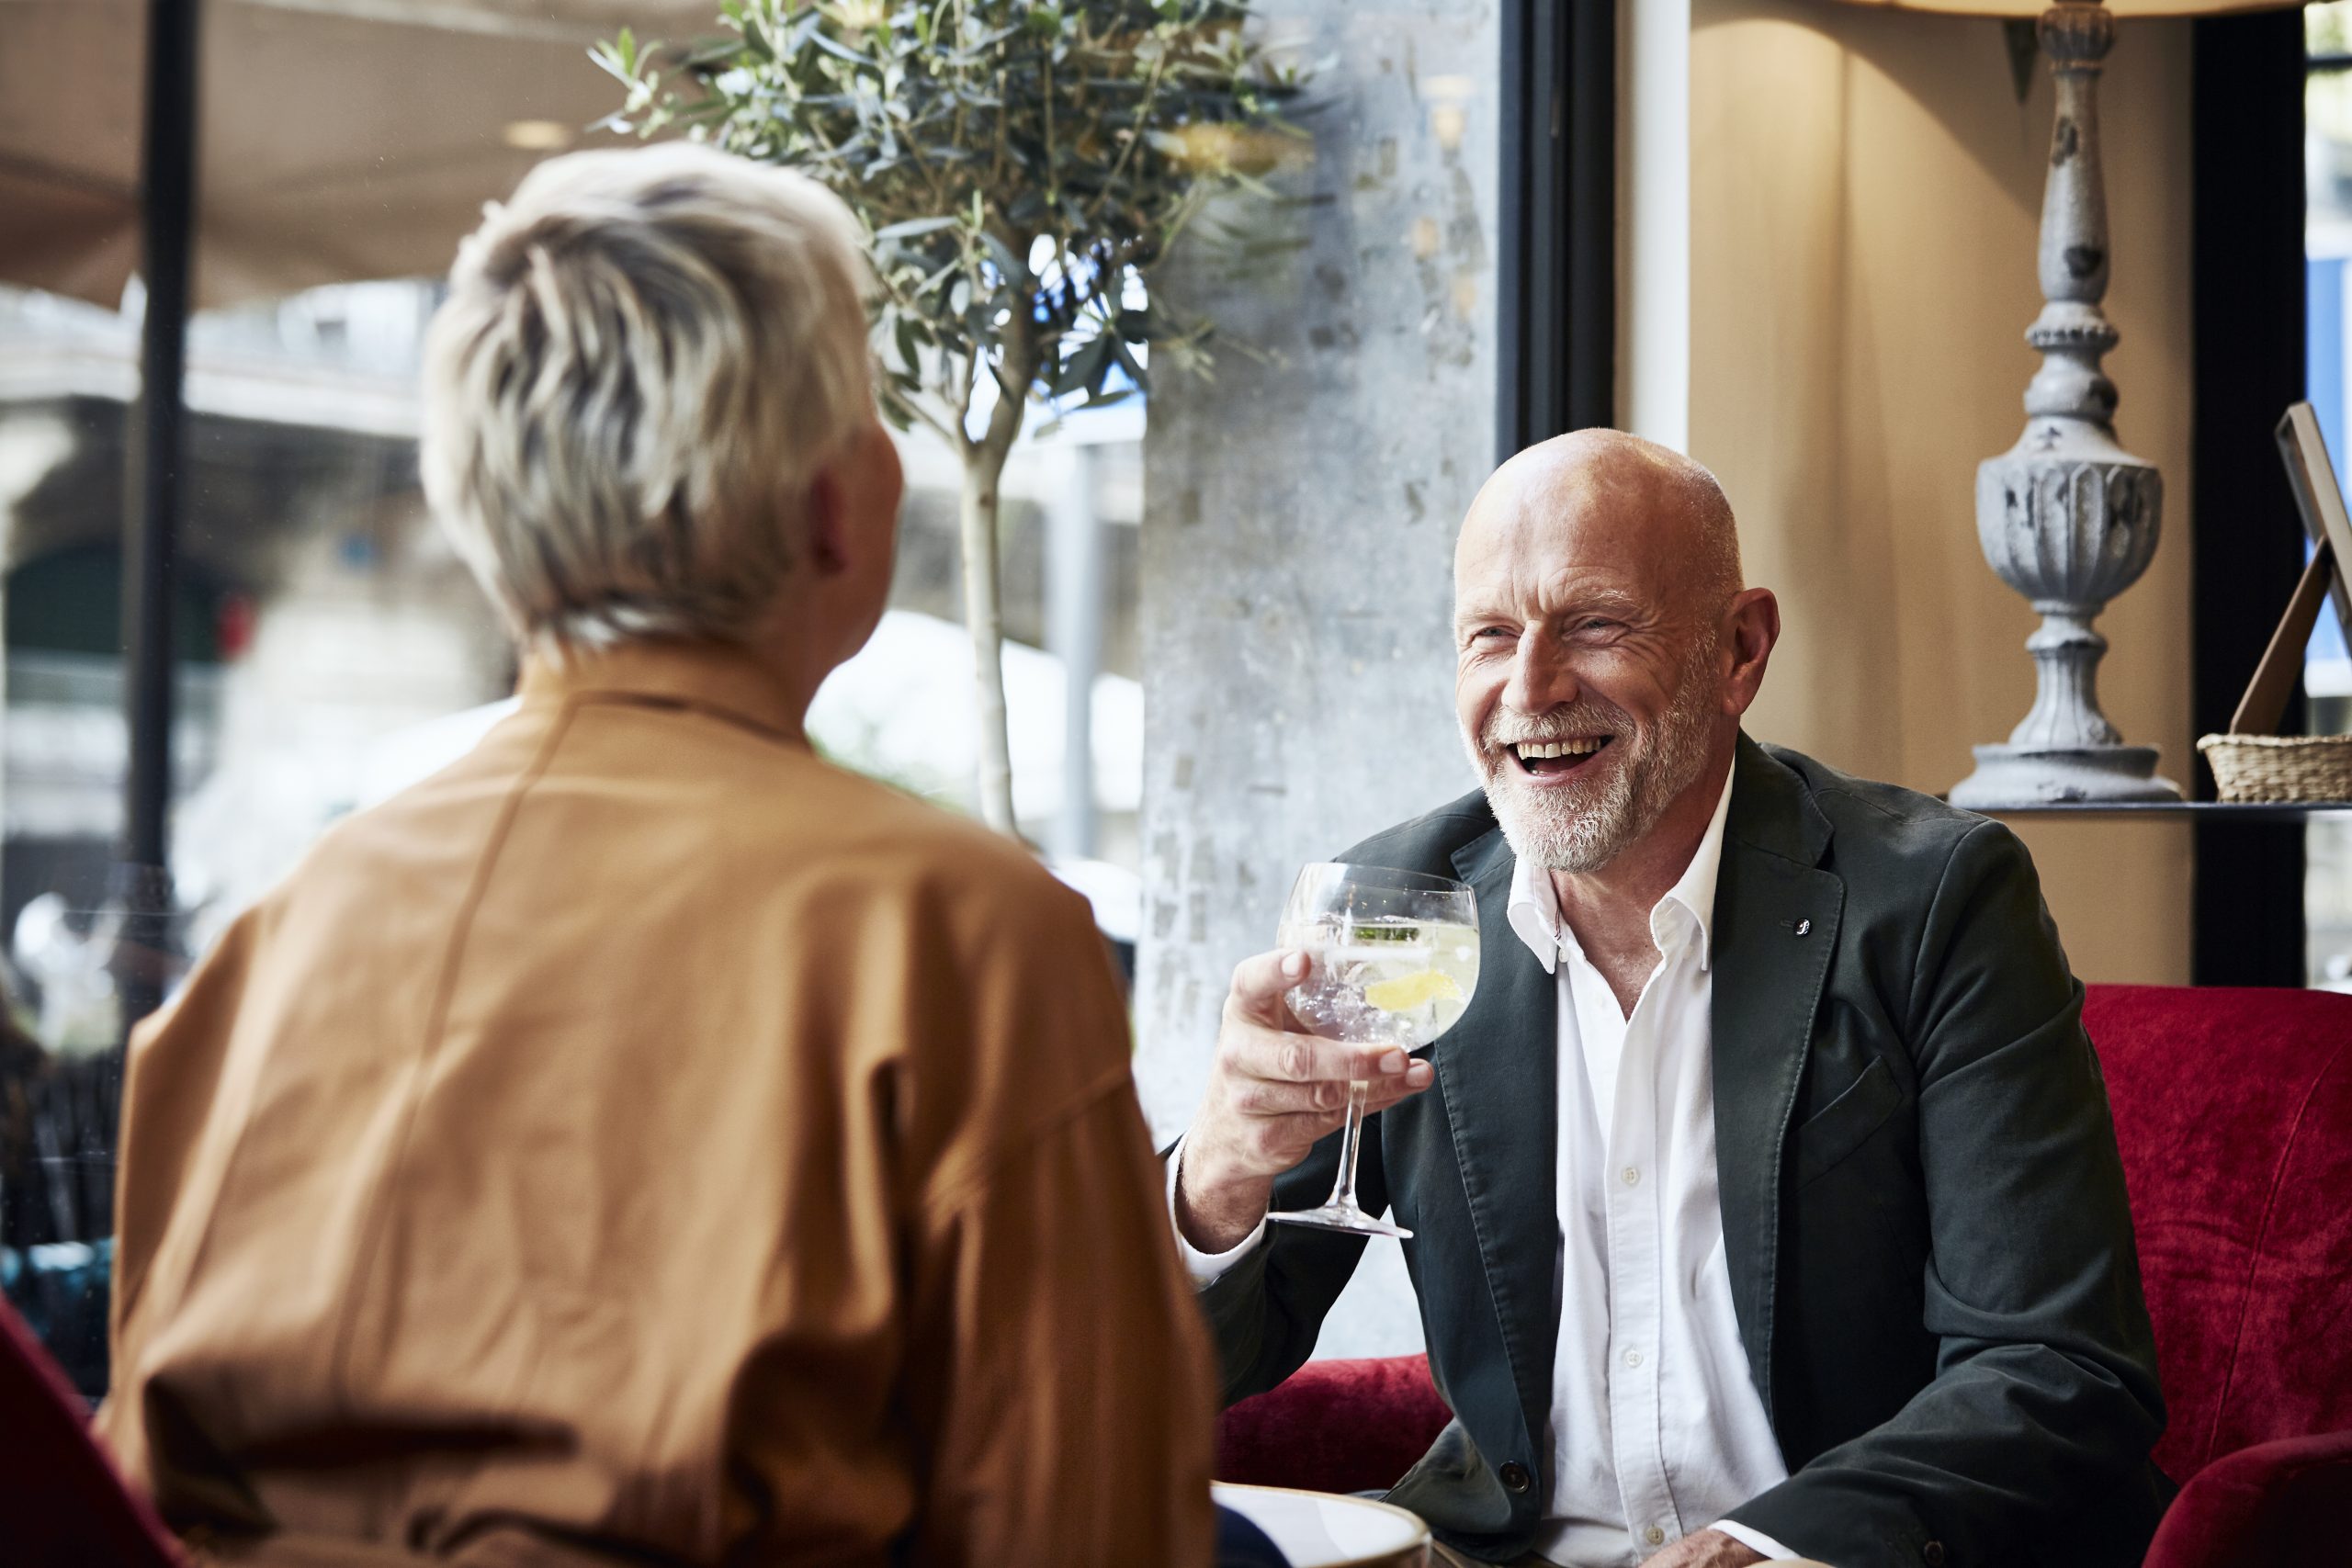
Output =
[
  {"x1": 1225, "y1": 1052, "x2": 1435, "y2": 1117},
  {"x1": 1225, "y1": 949, "x2": 1313, "y2": 1028},
  {"x1": 1228, "y1": 1024, "x2": 1419, "y2": 1085},
  {"x1": 1211, "y1": 1061, "x2": 1438, "y2": 1179},
  {"x1": 1232, "y1": 1076, "x2": 1350, "y2": 1115},
  {"x1": 1358, "y1": 1063, "x2": 1435, "y2": 1113},
  {"x1": 1231, "y1": 1057, "x2": 1432, "y2": 1116},
  {"x1": 1251, "y1": 1077, "x2": 1430, "y2": 1158}
]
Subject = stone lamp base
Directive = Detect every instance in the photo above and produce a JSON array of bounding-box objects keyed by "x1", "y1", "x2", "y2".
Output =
[
  {"x1": 1951, "y1": 4, "x2": 2186, "y2": 815},
  {"x1": 1949, "y1": 742, "x2": 2181, "y2": 808}
]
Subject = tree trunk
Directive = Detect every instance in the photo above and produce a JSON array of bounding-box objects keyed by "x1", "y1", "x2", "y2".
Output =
[{"x1": 958, "y1": 339, "x2": 1035, "y2": 836}]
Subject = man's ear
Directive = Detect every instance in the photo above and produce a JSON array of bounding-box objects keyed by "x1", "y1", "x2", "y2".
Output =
[
  {"x1": 803, "y1": 462, "x2": 851, "y2": 576},
  {"x1": 1720, "y1": 586, "x2": 1780, "y2": 718}
]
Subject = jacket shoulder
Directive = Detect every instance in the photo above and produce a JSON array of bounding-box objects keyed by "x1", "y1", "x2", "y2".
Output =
[
  {"x1": 1758, "y1": 741, "x2": 2021, "y2": 878},
  {"x1": 1336, "y1": 788, "x2": 1500, "y2": 874}
]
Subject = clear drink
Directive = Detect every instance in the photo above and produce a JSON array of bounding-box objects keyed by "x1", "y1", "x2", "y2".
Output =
[
  {"x1": 1266, "y1": 863, "x2": 1482, "y2": 1238},
  {"x1": 1276, "y1": 915, "x2": 1481, "y2": 1049}
]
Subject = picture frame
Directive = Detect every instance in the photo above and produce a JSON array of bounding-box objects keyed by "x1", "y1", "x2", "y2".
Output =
[
  {"x1": 2274, "y1": 401, "x2": 2352, "y2": 653},
  {"x1": 2219, "y1": 404, "x2": 2352, "y2": 739}
]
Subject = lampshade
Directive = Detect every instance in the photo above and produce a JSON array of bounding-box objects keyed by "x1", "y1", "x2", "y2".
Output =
[{"x1": 1828, "y1": 0, "x2": 2295, "y2": 15}]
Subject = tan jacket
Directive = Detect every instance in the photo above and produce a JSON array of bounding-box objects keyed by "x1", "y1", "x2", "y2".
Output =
[{"x1": 98, "y1": 641, "x2": 1216, "y2": 1568}]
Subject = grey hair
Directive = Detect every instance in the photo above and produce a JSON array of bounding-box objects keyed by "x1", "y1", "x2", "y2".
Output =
[{"x1": 420, "y1": 142, "x2": 875, "y2": 651}]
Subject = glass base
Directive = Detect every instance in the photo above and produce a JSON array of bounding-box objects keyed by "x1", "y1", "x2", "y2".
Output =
[{"x1": 1266, "y1": 1201, "x2": 1413, "y2": 1239}]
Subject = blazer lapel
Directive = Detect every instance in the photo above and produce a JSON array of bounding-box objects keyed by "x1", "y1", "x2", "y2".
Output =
[
  {"x1": 1442, "y1": 827, "x2": 1559, "y2": 1465},
  {"x1": 1709, "y1": 736, "x2": 1844, "y2": 1427}
]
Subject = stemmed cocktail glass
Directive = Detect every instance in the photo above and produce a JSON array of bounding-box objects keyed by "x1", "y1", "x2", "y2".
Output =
[{"x1": 1267, "y1": 863, "x2": 1480, "y2": 1239}]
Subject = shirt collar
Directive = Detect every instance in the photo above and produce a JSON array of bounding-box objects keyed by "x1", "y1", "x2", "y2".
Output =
[{"x1": 1504, "y1": 761, "x2": 1738, "y2": 975}]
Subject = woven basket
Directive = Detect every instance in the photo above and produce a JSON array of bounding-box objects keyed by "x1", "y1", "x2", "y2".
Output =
[{"x1": 2197, "y1": 732, "x2": 2352, "y2": 804}]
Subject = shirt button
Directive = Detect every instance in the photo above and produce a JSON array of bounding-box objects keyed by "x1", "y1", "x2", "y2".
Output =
[
  {"x1": 1623, "y1": 1348, "x2": 1643, "y2": 1368},
  {"x1": 1645, "y1": 1526, "x2": 1667, "y2": 1546},
  {"x1": 1622, "y1": 1166, "x2": 1641, "y2": 1186},
  {"x1": 1498, "y1": 1461, "x2": 1532, "y2": 1494}
]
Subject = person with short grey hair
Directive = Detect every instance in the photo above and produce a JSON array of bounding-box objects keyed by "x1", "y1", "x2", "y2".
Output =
[
  {"x1": 420, "y1": 141, "x2": 878, "y2": 652},
  {"x1": 100, "y1": 142, "x2": 1220, "y2": 1568}
]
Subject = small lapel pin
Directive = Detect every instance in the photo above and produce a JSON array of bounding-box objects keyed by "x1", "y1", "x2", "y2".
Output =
[{"x1": 1781, "y1": 917, "x2": 1812, "y2": 937}]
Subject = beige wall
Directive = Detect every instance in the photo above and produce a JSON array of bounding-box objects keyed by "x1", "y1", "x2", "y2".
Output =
[{"x1": 1687, "y1": 0, "x2": 2195, "y2": 983}]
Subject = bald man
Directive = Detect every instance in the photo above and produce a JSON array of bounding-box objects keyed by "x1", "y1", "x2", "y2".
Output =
[{"x1": 1170, "y1": 434, "x2": 2168, "y2": 1568}]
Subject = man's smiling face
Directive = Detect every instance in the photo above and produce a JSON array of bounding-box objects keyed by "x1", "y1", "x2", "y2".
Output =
[{"x1": 1453, "y1": 434, "x2": 1736, "y2": 874}]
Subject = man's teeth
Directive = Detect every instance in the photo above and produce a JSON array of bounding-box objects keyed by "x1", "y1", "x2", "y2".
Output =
[{"x1": 1513, "y1": 739, "x2": 1608, "y2": 760}]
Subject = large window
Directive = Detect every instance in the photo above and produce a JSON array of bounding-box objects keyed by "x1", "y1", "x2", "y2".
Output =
[{"x1": 0, "y1": 254, "x2": 1147, "y2": 1383}]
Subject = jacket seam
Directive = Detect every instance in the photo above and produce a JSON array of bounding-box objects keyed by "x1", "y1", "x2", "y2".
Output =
[
  {"x1": 918, "y1": 1059, "x2": 1144, "y2": 1225},
  {"x1": 1903, "y1": 820, "x2": 1992, "y2": 1034},
  {"x1": 323, "y1": 701, "x2": 578, "y2": 1405},
  {"x1": 565, "y1": 687, "x2": 807, "y2": 750}
]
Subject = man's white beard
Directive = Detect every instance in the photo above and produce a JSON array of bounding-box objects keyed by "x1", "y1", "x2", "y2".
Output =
[{"x1": 1464, "y1": 647, "x2": 1721, "y2": 874}]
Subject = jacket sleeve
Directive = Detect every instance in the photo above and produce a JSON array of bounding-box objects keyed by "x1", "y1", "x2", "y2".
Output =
[
  {"x1": 1723, "y1": 820, "x2": 2171, "y2": 1568},
  {"x1": 899, "y1": 893, "x2": 1219, "y2": 1568},
  {"x1": 1192, "y1": 1109, "x2": 1390, "y2": 1405}
]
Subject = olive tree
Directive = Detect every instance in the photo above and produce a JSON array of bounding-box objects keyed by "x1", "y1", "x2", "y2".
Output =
[{"x1": 598, "y1": 0, "x2": 1298, "y2": 835}]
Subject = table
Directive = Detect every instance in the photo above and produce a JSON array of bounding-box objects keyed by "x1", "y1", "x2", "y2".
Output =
[{"x1": 1213, "y1": 1483, "x2": 1431, "y2": 1568}]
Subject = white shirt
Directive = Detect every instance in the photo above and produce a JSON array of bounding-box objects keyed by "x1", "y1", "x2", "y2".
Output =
[
  {"x1": 1510, "y1": 767, "x2": 1792, "y2": 1565},
  {"x1": 1170, "y1": 767, "x2": 1801, "y2": 1566}
]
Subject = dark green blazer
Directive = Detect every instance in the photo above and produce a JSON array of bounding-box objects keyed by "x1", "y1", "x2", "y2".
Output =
[{"x1": 1198, "y1": 738, "x2": 2170, "y2": 1568}]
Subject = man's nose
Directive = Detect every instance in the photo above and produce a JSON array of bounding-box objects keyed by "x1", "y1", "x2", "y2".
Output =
[{"x1": 1502, "y1": 626, "x2": 1577, "y2": 714}]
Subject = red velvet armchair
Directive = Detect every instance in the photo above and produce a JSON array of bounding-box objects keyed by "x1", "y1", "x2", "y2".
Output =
[{"x1": 1216, "y1": 984, "x2": 2352, "y2": 1565}]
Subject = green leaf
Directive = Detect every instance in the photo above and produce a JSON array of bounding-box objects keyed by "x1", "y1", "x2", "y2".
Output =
[
  {"x1": 1109, "y1": 336, "x2": 1148, "y2": 393},
  {"x1": 809, "y1": 29, "x2": 876, "y2": 66},
  {"x1": 601, "y1": 0, "x2": 1307, "y2": 425},
  {"x1": 874, "y1": 215, "x2": 960, "y2": 241},
  {"x1": 978, "y1": 231, "x2": 1030, "y2": 288},
  {"x1": 1050, "y1": 333, "x2": 1112, "y2": 397}
]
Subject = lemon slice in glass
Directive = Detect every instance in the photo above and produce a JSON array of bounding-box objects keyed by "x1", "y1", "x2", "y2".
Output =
[{"x1": 1363, "y1": 970, "x2": 1464, "y2": 1014}]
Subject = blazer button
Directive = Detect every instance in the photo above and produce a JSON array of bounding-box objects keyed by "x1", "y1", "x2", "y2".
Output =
[
  {"x1": 1923, "y1": 1543, "x2": 1946, "y2": 1567},
  {"x1": 1498, "y1": 1462, "x2": 1532, "y2": 1495}
]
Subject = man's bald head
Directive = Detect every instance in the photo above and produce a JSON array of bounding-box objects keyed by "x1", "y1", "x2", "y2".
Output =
[
  {"x1": 1457, "y1": 430, "x2": 1742, "y2": 619},
  {"x1": 1451, "y1": 430, "x2": 1769, "y2": 876}
]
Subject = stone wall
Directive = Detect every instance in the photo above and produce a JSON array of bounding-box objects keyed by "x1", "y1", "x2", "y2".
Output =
[{"x1": 1136, "y1": 0, "x2": 1500, "y2": 1360}]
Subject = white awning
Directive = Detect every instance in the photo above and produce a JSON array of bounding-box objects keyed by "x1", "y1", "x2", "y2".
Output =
[{"x1": 0, "y1": 0, "x2": 708, "y2": 309}]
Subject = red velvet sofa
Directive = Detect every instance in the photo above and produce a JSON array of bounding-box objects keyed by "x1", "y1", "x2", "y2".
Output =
[{"x1": 1216, "y1": 984, "x2": 2352, "y2": 1565}]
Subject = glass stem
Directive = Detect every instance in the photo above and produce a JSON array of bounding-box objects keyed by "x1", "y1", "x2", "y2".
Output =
[{"x1": 1324, "y1": 1079, "x2": 1372, "y2": 1213}]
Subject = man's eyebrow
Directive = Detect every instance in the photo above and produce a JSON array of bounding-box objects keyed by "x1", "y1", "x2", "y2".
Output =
[{"x1": 1565, "y1": 592, "x2": 1645, "y2": 619}]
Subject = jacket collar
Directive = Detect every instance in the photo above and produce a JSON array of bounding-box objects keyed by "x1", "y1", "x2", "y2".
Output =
[
  {"x1": 518, "y1": 639, "x2": 809, "y2": 747},
  {"x1": 1724, "y1": 731, "x2": 1834, "y2": 872}
]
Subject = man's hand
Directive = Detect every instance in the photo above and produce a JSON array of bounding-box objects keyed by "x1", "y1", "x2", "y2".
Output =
[
  {"x1": 1173, "y1": 949, "x2": 1435, "y2": 1253},
  {"x1": 1638, "y1": 1529, "x2": 1770, "y2": 1568}
]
